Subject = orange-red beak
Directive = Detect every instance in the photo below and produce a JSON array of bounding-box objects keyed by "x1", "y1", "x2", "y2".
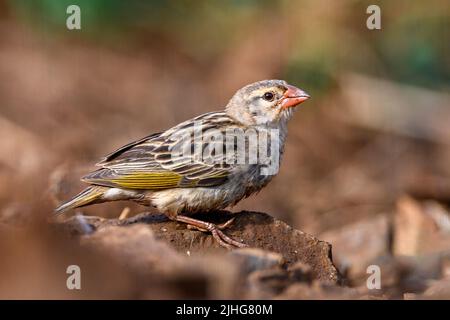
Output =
[{"x1": 280, "y1": 85, "x2": 310, "y2": 109}]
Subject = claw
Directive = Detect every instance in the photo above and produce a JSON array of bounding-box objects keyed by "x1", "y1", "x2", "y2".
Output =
[
  {"x1": 216, "y1": 217, "x2": 235, "y2": 230},
  {"x1": 176, "y1": 215, "x2": 246, "y2": 249}
]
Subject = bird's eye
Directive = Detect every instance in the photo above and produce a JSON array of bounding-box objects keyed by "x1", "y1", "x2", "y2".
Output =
[{"x1": 262, "y1": 92, "x2": 274, "y2": 101}]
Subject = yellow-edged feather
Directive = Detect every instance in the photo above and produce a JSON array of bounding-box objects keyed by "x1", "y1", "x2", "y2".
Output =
[{"x1": 109, "y1": 172, "x2": 183, "y2": 189}]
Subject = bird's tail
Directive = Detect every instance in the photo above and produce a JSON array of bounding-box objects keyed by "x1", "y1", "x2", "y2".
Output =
[{"x1": 54, "y1": 186, "x2": 107, "y2": 215}]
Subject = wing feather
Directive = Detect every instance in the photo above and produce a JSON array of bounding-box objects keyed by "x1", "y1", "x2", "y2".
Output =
[
  {"x1": 97, "y1": 132, "x2": 163, "y2": 165},
  {"x1": 83, "y1": 112, "x2": 239, "y2": 190}
]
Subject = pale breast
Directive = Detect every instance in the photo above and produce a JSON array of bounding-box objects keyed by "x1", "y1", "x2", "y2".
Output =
[{"x1": 149, "y1": 163, "x2": 274, "y2": 216}]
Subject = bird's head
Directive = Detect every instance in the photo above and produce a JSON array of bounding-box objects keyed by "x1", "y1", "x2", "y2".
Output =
[{"x1": 226, "y1": 79, "x2": 310, "y2": 127}]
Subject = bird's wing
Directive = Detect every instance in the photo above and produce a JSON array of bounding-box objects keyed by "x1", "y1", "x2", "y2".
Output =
[
  {"x1": 97, "y1": 132, "x2": 163, "y2": 165},
  {"x1": 83, "y1": 112, "x2": 238, "y2": 190}
]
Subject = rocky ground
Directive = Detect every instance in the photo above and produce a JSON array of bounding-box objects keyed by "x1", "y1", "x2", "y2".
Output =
[
  {"x1": 44, "y1": 202, "x2": 450, "y2": 300},
  {"x1": 53, "y1": 210, "x2": 339, "y2": 299},
  {"x1": 2, "y1": 203, "x2": 450, "y2": 299}
]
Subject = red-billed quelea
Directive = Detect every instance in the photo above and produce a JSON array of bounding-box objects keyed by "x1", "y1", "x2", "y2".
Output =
[{"x1": 56, "y1": 80, "x2": 310, "y2": 248}]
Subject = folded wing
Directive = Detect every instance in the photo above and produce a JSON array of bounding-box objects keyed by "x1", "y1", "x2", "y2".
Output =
[{"x1": 83, "y1": 112, "x2": 236, "y2": 190}]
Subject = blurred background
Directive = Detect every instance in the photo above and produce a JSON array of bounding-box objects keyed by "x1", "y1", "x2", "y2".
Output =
[{"x1": 0, "y1": 0, "x2": 449, "y2": 299}]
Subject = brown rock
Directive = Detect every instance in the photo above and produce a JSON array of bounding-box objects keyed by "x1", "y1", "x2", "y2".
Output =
[
  {"x1": 403, "y1": 279, "x2": 450, "y2": 300},
  {"x1": 287, "y1": 262, "x2": 313, "y2": 284},
  {"x1": 81, "y1": 224, "x2": 241, "y2": 299},
  {"x1": 393, "y1": 196, "x2": 436, "y2": 256},
  {"x1": 393, "y1": 196, "x2": 450, "y2": 256},
  {"x1": 367, "y1": 255, "x2": 430, "y2": 296},
  {"x1": 320, "y1": 214, "x2": 390, "y2": 279},
  {"x1": 403, "y1": 293, "x2": 418, "y2": 300},
  {"x1": 229, "y1": 248, "x2": 284, "y2": 274},
  {"x1": 442, "y1": 256, "x2": 450, "y2": 279},
  {"x1": 57, "y1": 210, "x2": 340, "y2": 283},
  {"x1": 423, "y1": 279, "x2": 450, "y2": 299},
  {"x1": 243, "y1": 258, "x2": 314, "y2": 299},
  {"x1": 276, "y1": 281, "x2": 365, "y2": 300},
  {"x1": 247, "y1": 269, "x2": 291, "y2": 299},
  {"x1": 0, "y1": 222, "x2": 136, "y2": 299},
  {"x1": 81, "y1": 224, "x2": 185, "y2": 275}
]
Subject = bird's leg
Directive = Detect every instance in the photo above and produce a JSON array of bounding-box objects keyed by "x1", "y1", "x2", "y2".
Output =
[
  {"x1": 176, "y1": 215, "x2": 246, "y2": 249},
  {"x1": 186, "y1": 217, "x2": 236, "y2": 231}
]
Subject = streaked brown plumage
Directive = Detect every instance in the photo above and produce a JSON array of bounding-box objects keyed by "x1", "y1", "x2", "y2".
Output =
[{"x1": 56, "y1": 79, "x2": 310, "y2": 248}]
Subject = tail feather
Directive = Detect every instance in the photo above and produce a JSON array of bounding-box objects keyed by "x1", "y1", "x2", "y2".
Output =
[{"x1": 55, "y1": 186, "x2": 106, "y2": 214}]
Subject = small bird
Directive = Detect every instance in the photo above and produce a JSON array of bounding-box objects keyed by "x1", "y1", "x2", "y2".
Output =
[{"x1": 55, "y1": 80, "x2": 310, "y2": 248}]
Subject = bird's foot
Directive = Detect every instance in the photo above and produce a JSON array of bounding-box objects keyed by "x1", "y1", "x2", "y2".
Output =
[
  {"x1": 176, "y1": 215, "x2": 246, "y2": 249},
  {"x1": 186, "y1": 217, "x2": 236, "y2": 231}
]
